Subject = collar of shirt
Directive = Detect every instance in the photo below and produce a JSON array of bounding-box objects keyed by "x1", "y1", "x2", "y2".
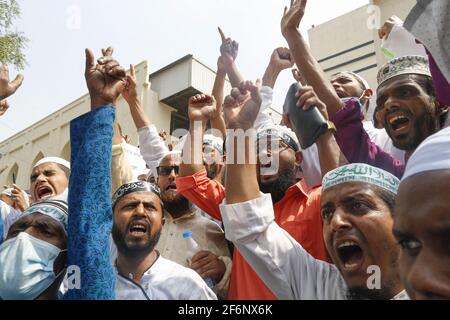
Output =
[
  {"x1": 164, "y1": 210, "x2": 197, "y2": 224},
  {"x1": 279, "y1": 179, "x2": 313, "y2": 202}
]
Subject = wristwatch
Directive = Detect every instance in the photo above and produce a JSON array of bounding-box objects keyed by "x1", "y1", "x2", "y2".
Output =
[{"x1": 326, "y1": 121, "x2": 337, "y2": 134}]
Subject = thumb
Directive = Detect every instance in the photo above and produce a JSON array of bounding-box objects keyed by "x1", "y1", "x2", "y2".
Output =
[{"x1": 10, "y1": 74, "x2": 24, "y2": 92}]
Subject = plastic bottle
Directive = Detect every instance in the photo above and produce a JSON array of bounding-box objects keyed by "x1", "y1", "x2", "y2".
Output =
[{"x1": 183, "y1": 230, "x2": 216, "y2": 289}]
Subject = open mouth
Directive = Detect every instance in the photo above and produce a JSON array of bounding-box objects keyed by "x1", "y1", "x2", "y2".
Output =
[
  {"x1": 386, "y1": 112, "x2": 411, "y2": 134},
  {"x1": 166, "y1": 183, "x2": 177, "y2": 191},
  {"x1": 36, "y1": 186, "x2": 54, "y2": 200},
  {"x1": 128, "y1": 222, "x2": 148, "y2": 237},
  {"x1": 336, "y1": 240, "x2": 364, "y2": 273}
]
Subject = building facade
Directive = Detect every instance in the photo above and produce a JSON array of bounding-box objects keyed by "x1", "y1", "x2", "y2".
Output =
[
  {"x1": 308, "y1": 0, "x2": 416, "y2": 89},
  {"x1": 0, "y1": 55, "x2": 283, "y2": 190}
]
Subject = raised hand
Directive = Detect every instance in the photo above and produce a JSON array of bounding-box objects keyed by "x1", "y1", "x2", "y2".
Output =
[
  {"x1": 281, "y1": 0, "x2": 307, "y2": 37},
  {"x1": 378, "y1": 15, "x2": 403, "y2": 39},
  {"x1": 188, "y1": 94, "x2": 217, "y2": 122},
  {"x1": 11, "y1": 184, "x2": 30, "y2": 212},
  {"x1": 0, "y1": 63, "x2": 24, "y2": 100},
  {"x1": 85, "y1": 46, "x2": 127, "y2": 109},
  {"x1": 0, "y1": 99, "x2": 9, "y2": 117},
  {"x1": 218, "y1": 27, "x2": 239, "y2": 66},
  {"x1": 296, "y1": 85, "x2": 329, "y2": 120},
  {"x1": 223, "y1": 80, "x2": 262, "y2": 130},
  {"x1": 271, "y1": 47, "x2": 294, "y2": 71},
  {"x1": 122, "y1": 64, "x2": 138, "y2": 104}
]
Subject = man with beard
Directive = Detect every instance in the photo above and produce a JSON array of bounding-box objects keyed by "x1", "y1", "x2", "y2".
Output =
[
  {"x1": 394, "y1": 126, "x2": 450, "y2": 300},
  {"x1": 280, "y1": 0, "x2": 447, "y2": 178},
  {"x1": 111, "y1": 181, "x2": 217, "y2": 300},
  {"x1": 177, "y1": 90, "x2": 334, "y2": 300},
  {"x1": 153, "y1": 152, "x2": 231, "y2": 299},
  {"x1": 219, "y1": 80, "x2": 407, "y2": 300}
]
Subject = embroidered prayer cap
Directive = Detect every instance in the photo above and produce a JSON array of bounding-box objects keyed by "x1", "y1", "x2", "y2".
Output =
[
  {"x1": 33, "y1": 157, "x2": 71, "y2": 170},
  {"x1": 323, "y1": 163, "x2": 400, "y2": 195},
  {"x1": 377, "y1": 55, "x2": 431, "y2": 87},
  {"x1": 256, "y1": 125, "x2": 300, "y2": 153},
  {"x1": 23, "y1": 200, "x2": 69, "y2": 232},
  {"x1": 112, "y1": 181, "x2": 162, "y2": 210},
  {"x1": 402, "y1": 126, "x2": 450, "y2": 181},
  {"x1": 203, "y1": 134, "x2": 224, "y2": 156}
]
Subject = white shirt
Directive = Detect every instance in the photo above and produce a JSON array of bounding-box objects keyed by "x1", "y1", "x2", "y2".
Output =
[
  {"x1": 220, "y1": 193, "x2": 409, "y2": 300},
  {"x1": 1, "y1": 201, "x2": 24, "y2": 240},
  {"x1": 115, "y1": 254, "x2": 217, "y2": 300},
  {"x1": 138, "y1": 125, "x2": 170, "y2": 178}
]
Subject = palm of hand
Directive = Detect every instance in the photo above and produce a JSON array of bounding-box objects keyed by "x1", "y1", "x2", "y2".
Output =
[
  {"x1": 86, "y1": 67, "x2": 124, "y2": 104},
  {"x1": 281, "y1": 0, "x2": 306, "y2": 33},
  {"x1": 225, "y1": 94, "x2": 260, "y2": 130},
  {"x1": 220, "y1": 43, "x2": 238, "y2": 65}
]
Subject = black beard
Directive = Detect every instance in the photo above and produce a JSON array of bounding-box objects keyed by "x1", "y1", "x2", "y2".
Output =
[
  {"x1": 162, "y1": 193, "x2": 193, "y2": 215},
  {"x1": 346, "y1": 286, "x2": 393, "y2": 300},
  {"x1": 388, "y1": 109, "x2": 437, "y2": 151},
  {"x1": 259, "y1": 169, "x2": 297, "y2": 204},
  {"x1": 112, "y1": 225, "x2": 161, "y2": 259},
  {"x1": 206, "y1": 166, "x2": 217, "y2": 180}
]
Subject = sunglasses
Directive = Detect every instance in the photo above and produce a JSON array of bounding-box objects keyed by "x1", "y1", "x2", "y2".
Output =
[{"x1": 157, "y1": 166, "x2": 180, "y2": 176}]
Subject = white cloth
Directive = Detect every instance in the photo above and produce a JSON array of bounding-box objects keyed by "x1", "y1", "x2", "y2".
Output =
[
  {"x1": 0, "y1": 201, "x2": 24, "y2": 240},
  {"x1": 402, "y1": 126, "x2": 450, "y2": 181},
  {"x1": 34, "y1": 157, "x2": 70, "y2": 170},
  {"x1": 115, "y1": 255, "x2": 217, "y2": 300},
  {"x1": 221, "y1": 193, "x2": 347, "y2": 300},
  {"x1": 220, "y1": 193, "x2": 409, "y2": 300},
  {"x1": 405, "y1": 0, "x2": 450, "y2": 84},
  {"x1": 156, "y1": 210, "x2": 232, "y2": 299},
  {"x1": 382, "y1": 24, "x2": 427, "y2": 59},
  {"x1": 138, "y1": 125, "x2": 170, "y2": 178}
]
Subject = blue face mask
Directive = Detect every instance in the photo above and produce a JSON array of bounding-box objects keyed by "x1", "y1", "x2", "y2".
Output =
[{"x1": 0, "y1": 232, "x2": 67, "y2": 300}]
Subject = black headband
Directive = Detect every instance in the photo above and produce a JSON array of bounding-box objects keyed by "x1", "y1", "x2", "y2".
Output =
[{"x1": 112, "y1": 181, "x2": 162, "y2": 209}]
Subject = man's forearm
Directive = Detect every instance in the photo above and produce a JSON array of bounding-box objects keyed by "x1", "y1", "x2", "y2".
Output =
[
  {"x1": 128, "y1": 98, "x2": 151, "y2": 130},
  {"x1": 179, "y1": 120, "x2": 207, "y2": 177},
  {"x1": 283, "y1": 29, "x2": 343, "y2": 116},
  {"x1": 224, "y1": 62, "x2": 244, "y2": 88},
  {"x1": 262, "y1": 64, "x2": 281, "y2": 89},
  {"x1": 225, "y1": 136, "x2": 260, "y2": 204},
  {"x1": 316, "y1": 131, "x2": 341, "y2": 178},
  {"x1": 210, "y1": 70, "x2": 227, "y2": 137}
]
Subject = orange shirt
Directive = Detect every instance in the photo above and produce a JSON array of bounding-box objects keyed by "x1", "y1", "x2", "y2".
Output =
[{"x1": 176, "y1": 169, "x2": 329, "y2": 300}]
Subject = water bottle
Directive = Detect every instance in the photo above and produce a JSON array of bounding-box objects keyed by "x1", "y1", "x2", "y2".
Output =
[{"x1": 183, "y1": 230, "x2": 216, "y2": 289}]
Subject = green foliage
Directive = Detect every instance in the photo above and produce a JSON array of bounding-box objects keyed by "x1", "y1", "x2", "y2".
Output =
[{"x1": 0, "y1": 0, "x2": 28, "y2": 69}]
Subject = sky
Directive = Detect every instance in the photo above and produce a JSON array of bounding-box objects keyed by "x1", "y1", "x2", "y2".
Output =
[{"x1": 0, "y1": 0, "x2": 369, "y2": 142}]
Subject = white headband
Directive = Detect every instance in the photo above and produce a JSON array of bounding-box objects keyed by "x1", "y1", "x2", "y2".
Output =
[
  {"x1": 402, "y1": 126, "x2": 450, "y2": 181},
  {"x1": 33, "y1": 157, "x2": 71, "y2": 170}
]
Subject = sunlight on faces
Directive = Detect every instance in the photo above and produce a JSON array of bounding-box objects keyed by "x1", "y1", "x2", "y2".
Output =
[
  {"x1": 30, "y1": 163, "x2": 69, "y2": 202},
  {"x1": 321, "y1": 182, "x2": 400, "y2": 294},
  {"x1": 376, "y1": 75, "x2": 438, "y2": 151},
  {"x1": 394, "y1": 171, "x2": 450, "y2": 300},
  {"x1": 112, "y1": 192, "x2": 164, "y2": 255}
]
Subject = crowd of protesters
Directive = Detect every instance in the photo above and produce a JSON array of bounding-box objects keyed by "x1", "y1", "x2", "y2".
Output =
[{"x1": 0, "y1": 0, "x2": 449, "y2": 300}]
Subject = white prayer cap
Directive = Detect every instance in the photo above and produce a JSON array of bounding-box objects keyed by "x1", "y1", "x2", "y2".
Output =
[
  {"x1": 33, "y1": 157, "x2": 70, "y2": 170},
  {"x1": 402, "y1": 126, "x2": 450, "y2": 181}
]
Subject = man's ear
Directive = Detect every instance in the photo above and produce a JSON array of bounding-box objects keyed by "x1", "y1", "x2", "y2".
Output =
[
  {"x1": 294, "y1": 151, "x2": 303, "y2": 168},
  {"x1": 363, "y1": 88, "x2": 374, "y2": 99},
  {"x1": 162, "y1": 217, "x2": 166, "y2": 227}
]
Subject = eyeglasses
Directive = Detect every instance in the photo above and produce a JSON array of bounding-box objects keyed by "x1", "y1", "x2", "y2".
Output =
[{"x1": 157, "y1": 166, "x2": 180, "y2": 176}]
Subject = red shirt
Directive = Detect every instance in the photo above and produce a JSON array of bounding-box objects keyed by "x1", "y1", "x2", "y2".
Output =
[{"x1": 177, "y1": 169, "x2": 329, "y2": 300}]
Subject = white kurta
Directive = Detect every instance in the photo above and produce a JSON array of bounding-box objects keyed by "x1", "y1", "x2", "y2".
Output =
[
  {"x1": 115, "y1": 255, "x2": 217, "y2": 300},
  {"x1": 220, "y1": 193, "x2": 408, "y2": 300}
]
